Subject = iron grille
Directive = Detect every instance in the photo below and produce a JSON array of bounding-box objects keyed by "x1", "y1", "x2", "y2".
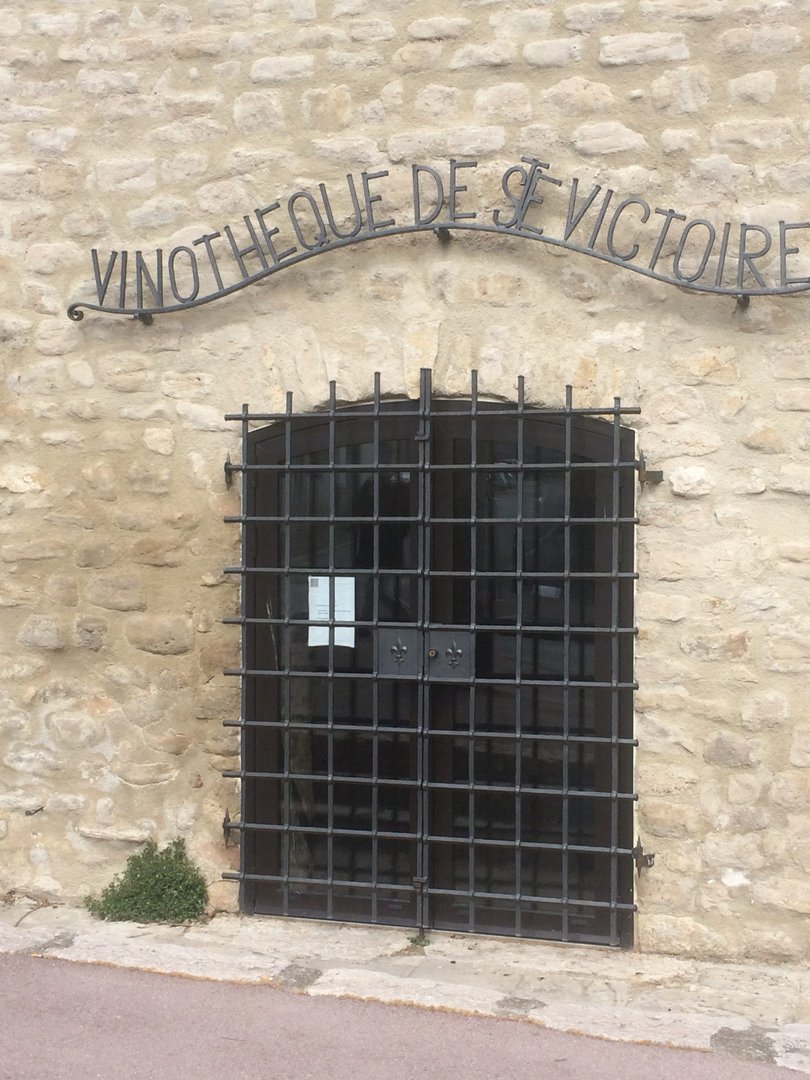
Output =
[{"x1": 223, "y1": 369, "x2": 639, "y2": 946}]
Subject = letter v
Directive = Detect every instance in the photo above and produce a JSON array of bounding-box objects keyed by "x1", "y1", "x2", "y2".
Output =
[
  {"x1": 563, "y1": 180, "x2": 602, "y2": 242},
  {"x1": 91, "y1": 249, "x2": 119, "y2": 305}
]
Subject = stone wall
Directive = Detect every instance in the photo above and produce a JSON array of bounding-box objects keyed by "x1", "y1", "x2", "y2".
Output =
[{"x1": 1, "y1": 0, "x2": 810, "y2": 962}]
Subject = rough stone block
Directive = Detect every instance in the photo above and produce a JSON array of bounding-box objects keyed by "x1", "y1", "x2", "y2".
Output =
[
  {"x1": 76, "y1": 68, "x2": 138, "y2": 94},
  {"x1": 74, "y1": 616, "x2": 108, "y2": 652},
  {"x1": 126, "y1": 615, "x2": 195, "y2": 655},
  {"x1": 474, "y1": 83, "x2": 532, "y2": 122},
  {"x1": 126, "y1": 463, "x2": 171, "y2": 496},
  {"x1": 115, "y1": 761, "x2": 179, "y2": 786},
  {"x1": 17, "y1": 616, "x2": 66, "y2": 651},
  {"x1": 250, "y1": 55, "x2": 314, "y2": 81},
  {"x1": 639, "y1": 0, "x2": 723, "y2": 16},
  {"x1": 712, "y1": 119, "x2": 795, "y2": 152},
  {"x1": 523, "y1": 38, "x2": 583, "y2": 67},
  {"x1": 446, "y1": 125, "x2": 505, "y2": 156},
  {"x1": 407, "y1": 17, "x2": 471, "y2": 39},
  {"x1": 127, "y1": 196, "x2": 190, "y2": 230},
  {"x1": 651, "y1": 66, "x2": 710, "y2": 113},
  {"x1": 233, "y1": 91, "x2": 285, "y2": 132},
  {"x1": 565, "y1": 3, "x2": 624, "y2": 31},
  {"x1": 669, "y1": 465, "x2": 713, "y2": 498},
  {"x1": 542, "y1": 75, "x2": 614, "y2": 113},
  {"x1": 491, "y1": 10, "x2": 553, "y2": 36},
  {"x1": 599, "y1": 32, "x2": 689, "y2": 65},
  {"x1": 572, "y1": 121, "x2": 647, "y2": 155},
  {"x1": 302, "y1": 86, "x2": 352, "y2": 128},
  {"x1": 729, "y1": 69, "x2": 776, "y2": 103},
  {"x1": 766, "y1": 619, "x2": 810, "y2": 672},
  {"x1": 450, "y1": 42, "x2": 516, "y2": 68},
  {"x1": 718, "y1": 26, "x2": 800, "y2": 56}
]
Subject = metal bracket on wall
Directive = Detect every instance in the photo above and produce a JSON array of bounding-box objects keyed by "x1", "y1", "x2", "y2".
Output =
[
  {"x1": 222, "y1": 809, "x2": 241, "y2": 848},
  {"x1": 224, "y1": 454, "x2": 238, "y2": 490},
  {"x1": 633, "y1": 840, "x2": 655, "y2": 872},
  {"x1": 637, "y1": 455, "x2": 664, "y2": 486}
]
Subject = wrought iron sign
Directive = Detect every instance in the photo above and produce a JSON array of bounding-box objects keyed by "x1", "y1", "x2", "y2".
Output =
[{"x1": 67, "y1": 156, "x2": 810, "y2": 322}]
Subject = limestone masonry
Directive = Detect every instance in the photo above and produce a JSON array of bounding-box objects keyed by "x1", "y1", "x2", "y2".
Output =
[{"x1": 2, "y1": 0, "x2": 810, "y2": 963}]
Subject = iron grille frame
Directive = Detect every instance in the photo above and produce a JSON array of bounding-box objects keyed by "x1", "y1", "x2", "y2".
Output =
[{"x1": 223, "y1": 369, "x2": 640, "y2": 946}]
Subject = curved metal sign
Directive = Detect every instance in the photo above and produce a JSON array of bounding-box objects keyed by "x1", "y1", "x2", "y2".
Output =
[{"x1": 67, "y1": 157, "x2": 810, "y2": 321}]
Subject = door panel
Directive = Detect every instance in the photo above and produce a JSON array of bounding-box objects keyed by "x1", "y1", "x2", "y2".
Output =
[{"x1": 236, "y1": 377, "x2": 636, "y2": 945}]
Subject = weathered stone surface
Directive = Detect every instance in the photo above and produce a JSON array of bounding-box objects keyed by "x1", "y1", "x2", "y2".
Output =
[
  {"x1": 126, "y1": 616, "x2": 195, "y2": 655},
  {"x1": 131, "y1": 535, "x2": 185, "y2": 567},
  {"x1": 765, "y1": 620, "x2": 810, "y2": 672},
  {"x1": 572, "y1": 121, "x2": 647, "y2": 155},
  {"x1": 669, "y1": 465, "x2": 713, "y2": 498},
  {"x1": 74, "y1": 543, "x2": 117, "y2": 570},
  {"x1": 77, "y1": 826, "x2": 151, "y2": 843},
  {"x1": 770, "y1": 465, "x2": 810, "y2": 496},
  {"x1": 729, "y1": 70, "x2": 776, "y2": 104},
  {"x1": 175, "y1": 402, "x2": 231, "y2": 431},
  {"x1": 680, "y1": 630, "x2": 749, "y2": 662},
  {"x1": 142, "y1": 726, "x2": 193, "y2": 756},
  {"x1": 718, "y1": 26, "x2": 800, "y2": 56},
  {"x1": 250, "y1": 55, "x2": 314, "y2": 81},
  {"x1": 523, "y1": 38, "x2": 583, "y2": 68},
  {"x1": 126, "y1": 463, "x2": 171, "y2": 495},
  {"x1": 742, "y1": 421, "x2": 787, "y2": 454},
  {"x1": 86, "y1": 575, "x2": 146, "y2": 612},
  {"x1": 46, "y1": 709, "x2": 106, "y2": 749},
  {"x1": 0, "y1": 464, "x2": 43, "y2": 493},
  {"x1": 542, "y1": 75, "x2": 614, "y2": 113},
  {"x1": 637, "y1": 592, "x2": 690, "y2": 622},
  {"x1": 115, "y1": 762, "x2": 179, "y2": 786},
  {"x1": 703, "y1": 734, "x2": 753, "y2": 768},
  {"x1": 599, "y1": 32, "x2": 688, "y2": 66},
  {"x1": 407, "y1": 17, "x2": 470, "y2": 40},
  {"x1": 16, "y1": 616, "x2": 66, "y2": 651},
  {"x1": 74, "y1": 616, "x2": 108, "y2": 651}
]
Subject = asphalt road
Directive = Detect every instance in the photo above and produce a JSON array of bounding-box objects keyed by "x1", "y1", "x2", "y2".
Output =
[{"x1": 0, "y1": 953, "x2": 798, "y2": 1080}]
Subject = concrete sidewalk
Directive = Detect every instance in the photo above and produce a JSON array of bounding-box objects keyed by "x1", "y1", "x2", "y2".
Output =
[{"x1": 1, "y1": 898, "x2": 808, "y2": 1074}]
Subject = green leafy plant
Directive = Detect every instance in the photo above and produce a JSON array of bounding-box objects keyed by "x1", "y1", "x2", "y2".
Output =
[{"x1": 86, "y1": 838, "x2": 208, "y2": 923}]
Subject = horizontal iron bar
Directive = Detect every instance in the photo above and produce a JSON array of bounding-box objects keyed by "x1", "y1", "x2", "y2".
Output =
[
  {"x1": 220, "y1": 870, "x2": 636, "y2": 912},
  {"x1": 221, "y1": 771, "x2": 635, "y2": 798},
  {"x1": 223, "y1": 403, "x2": 643, "y2": 422},
  {"x1": 224, "y1": 719, "x2": 637, "y2": 745},
  {"x1": 230, "y1": 461, "x2": 636, "y2": 472},
  {"x1": 226, "y1": 617, "x2": 637, "y2": 634},
  {"x1": 224, "y1": 567, "x2": 638, "y2": 580},
  {"x1": 224, "y1": 823, "x2": 636, "y2": 855},
  {"x1": 225, "y1": 515, "x2": 640, "y2": 525},
  {"x1": 225, "y1": 669, "x2": 638, "y2": 689}
]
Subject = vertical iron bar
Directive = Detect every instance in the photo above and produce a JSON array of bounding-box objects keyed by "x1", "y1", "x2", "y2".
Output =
[
  {"x1": 417, "y1": 367, "x2": 431, "y2": 933},
  {"x1": 609, "y1": 397, "x2": 622, "y2": 945},
  {"x1": 468, "y1": 369, "x2": 478, "y2": 933},
  {"x1": 371, "y1": 372, "x2": 381, "y2": 924},
  {"x1": 515, "y1": 376, "x2": 525, "y2": 937},
  {"x1": 238, "y1": 403, "x2": 250, "y2": 911},
  {"x1": 562, "y1": 385, "x2": 573, "y2": 941},
  {"x1": 327, "y1": 380, "x2": 337, "y2": 920},
  {"x1": 282, "y1": 391, "x2": 293, "y2": 917}
]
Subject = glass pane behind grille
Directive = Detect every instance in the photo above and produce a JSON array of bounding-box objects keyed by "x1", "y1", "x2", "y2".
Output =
[{"x1": 233, "y1": 372, "x2": 636, "y2": 946}]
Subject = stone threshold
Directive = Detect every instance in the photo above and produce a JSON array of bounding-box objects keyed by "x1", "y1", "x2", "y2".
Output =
[{"x1": 0, "y1": 900, "x2": 808, "y2": 1074}]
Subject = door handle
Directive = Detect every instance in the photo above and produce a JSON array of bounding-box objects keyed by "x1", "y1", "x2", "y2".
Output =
[{"x1": 428, "y1": 648, "x2": 438, "y2": 659}]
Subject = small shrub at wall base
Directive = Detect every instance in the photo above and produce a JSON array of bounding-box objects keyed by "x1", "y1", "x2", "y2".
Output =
[{"x1": 86, "y1": 838, "x2": 208, "y2": 923}]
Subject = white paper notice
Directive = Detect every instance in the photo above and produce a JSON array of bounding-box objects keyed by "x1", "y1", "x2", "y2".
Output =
[{"x1": 308, "y1": 576, "x2": 355, "y2": 648}]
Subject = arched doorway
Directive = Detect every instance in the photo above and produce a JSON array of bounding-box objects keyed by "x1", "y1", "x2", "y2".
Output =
[{"x1": 226, "y1": 370, "x2": 637, "y2": 946}]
